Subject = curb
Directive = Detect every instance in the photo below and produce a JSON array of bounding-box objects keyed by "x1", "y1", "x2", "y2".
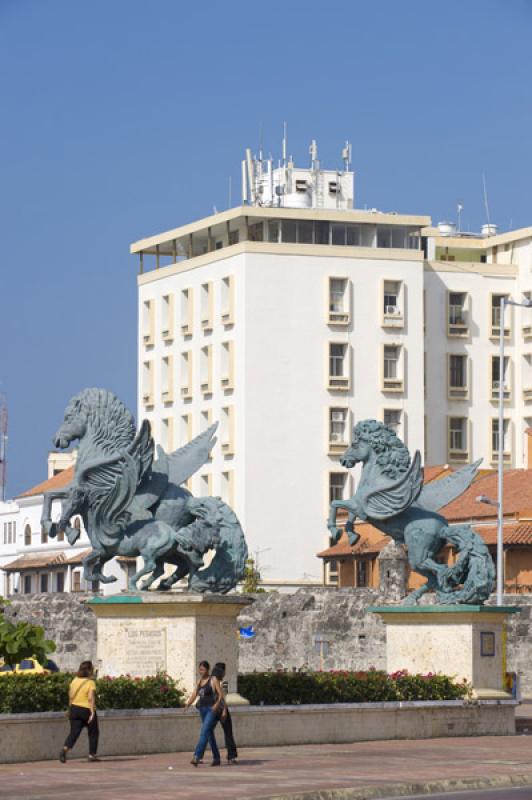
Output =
[{"x1": 243, "y1": 772, "x2": 532, "y2": 800}]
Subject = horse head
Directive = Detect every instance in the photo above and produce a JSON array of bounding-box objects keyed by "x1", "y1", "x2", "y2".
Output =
[
  {"x1": 341, "y1": 419, "x2": 411, "y2": 481},
  {"x1": 54, "y1": 388, "x2": 136, "y2": 455}
]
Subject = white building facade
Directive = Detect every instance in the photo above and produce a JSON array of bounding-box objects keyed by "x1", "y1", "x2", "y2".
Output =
[{"x1": 131, "y1": 145, "x2": 532, "y2": 585}]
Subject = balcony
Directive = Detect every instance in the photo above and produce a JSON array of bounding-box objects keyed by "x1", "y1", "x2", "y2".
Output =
[
  {"x1": 382, "y1": 305, "x2": 404, "y2": 329},
  {"x1": 448, "y1": 385, "x2": 468, "y2": 400},
  {"x1": 328, "y1": 376, "x2": 350, "y2": 391},
  {"x1": 447, "y1": 306, "x2": 468, "y2": 338},
  {"x1": 382, "y1": 377, "x2": 404, "y2": 393}
]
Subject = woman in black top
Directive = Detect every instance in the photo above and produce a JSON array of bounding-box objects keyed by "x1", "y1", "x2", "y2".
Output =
[
  {"x1": 185, "y1": 660, "x2": 224, "y2": 766},
  {"x1": 211, "y1": 662, "x2": 238, "y2": 764}
]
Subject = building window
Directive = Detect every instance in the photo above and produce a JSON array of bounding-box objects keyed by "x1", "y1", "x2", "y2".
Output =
[
  {"x1": 161, "y1": 355, "x2": 174, "y2": 403},
  {"x1": 328, "y1": 278, "x2": 350, "y2": 325},
  {"x1": 491, "y1": 294, "x2": 510, "y2": 337},
  {"x1": 180, "y1": 351, "x2": 192, "y2": 398},
  {"x1": 328, "y1": 343, "x2": 350, "y2": 390},
  {"x1": 221, "y1": 275, "x2": 235, "y2": 325},
  {"x1": 248, "y1": 222, "x2": 263, "y2": 242},
  {"x1": 40, "y1": 574, "x2": 49, "y2": 593},
  {"x1": 383, "y1": 345, "x2": 404, "y2": 392},
  {"x1": 356, "y1": 560, "x2": 368, "y2": 587},
  {"x1": 201, "y1": 282, "x2": 213, "y2": 330},
  {"x1": 448, "y1": 417, "x2": 468, "y2": 460},
  {"x1": 56, "y1": 572, "x2": 65, "y2": 593},
  {"x1": 72, "y1": 571, "x2": 81, "y2": 592},
  {"x1": 23, "y1": 575, "x2": 32, "y2": 594},
  {"x1": 491, "y1": 419, "x2": 511, "y2": 463},
  {"x1": 142, "y1": 361, "x2": 154, "y2": 407},
  {"x1": 228, "y1": 229, "x2": 239, "y2": 246},
  {"x1": 329, "y1": 408, "x2": 349, "y2": 448},
  {"x1": 221, "y1": 471, "x2": 234, "y2": 506},
  {"x1": 382, "y1": 280, "x2": 404, "y2": 327},
  {"x1": 161, "y1": 418, "x2": 174, "y2": 453},
  {"x1": 267, "y1": 221, "x2": 280, "y2": 243},
  {"x1": 326, "y1": 559, "x2": 339, "y2": 586},
  {"x1": 180, "y1": 414, "x2": 192, "y2": 446},
  {"x1": 221, "y1": 341, "x2": 235, "y2": 390},
  {"x1": 161, "y1": 294, "x2": 174, "y2": 341},
  {"x1": 221, "y1": 406, "x2": 235, "y2": 455},
  {"x1": 24, "y1": 524, "x2": 31, "y2": 547},
  {"x1": 448, "y1": 354, "x2": 468, "y2": 399},
  {"x1": 281, "y1": 220, "x2": 297, "y2": 243},
  {"x1": 142, "y1": 299, "x2": 154, "y2": 346},
  {"x1": 200, "y1": 346, "x2": 213, "y2": 395},
  {"x1": 180, "y1": 288, "x2": 193, "y2": 335},
  {"x1": 447, "y1": 292, "x2": 468, "y2": 337},
  {"x1": 329, "y1": 472, "x2": 347, "y2": 503},
  {"x1": 41, "y1": 527, "x2": 48, "y2": 545},
  {"x1": 383, "y1": 409, "x2": 401, "y2": 436},
  {"x1": 491, "y1": 355, "x2": 511, "y2": 400}
]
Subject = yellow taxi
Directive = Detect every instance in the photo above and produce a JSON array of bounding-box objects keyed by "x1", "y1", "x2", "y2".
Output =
[{"x1": 0, "y1": 658, "x2": 59, "y2": 675}]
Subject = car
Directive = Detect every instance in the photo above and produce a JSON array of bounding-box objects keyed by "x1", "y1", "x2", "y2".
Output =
[{"x1": 0, "y1": 658, "x2": 60, "y2": 675}]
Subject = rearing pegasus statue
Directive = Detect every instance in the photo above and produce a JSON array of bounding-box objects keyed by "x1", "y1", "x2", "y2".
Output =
[
  {"x1": 327, "y1": 419, "x2": 495, "y2": 604},
  {"x1": 40, "y1": 388, "x2": 248, "y2": 593}
]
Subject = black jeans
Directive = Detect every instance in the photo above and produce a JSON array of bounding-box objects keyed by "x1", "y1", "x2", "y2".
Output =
[
  {"x1": 221, "y1": 709, "x2": 238, "y2": 760},
  {"x1": 64, "y1": 705, "x2": 99, "y2": 756}
]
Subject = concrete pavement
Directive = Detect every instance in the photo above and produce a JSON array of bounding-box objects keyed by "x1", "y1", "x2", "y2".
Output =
[{"x1": 2, "y1": 736, "x2": 532, "y2": 800}]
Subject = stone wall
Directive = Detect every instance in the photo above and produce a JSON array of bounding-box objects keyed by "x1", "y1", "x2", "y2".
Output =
[
  {"x1": 4, "y1": 593, "x2": 96, "y2": 671},
  {"x1": 4, "y1": 589, "x2": 532, "y2": 696}
]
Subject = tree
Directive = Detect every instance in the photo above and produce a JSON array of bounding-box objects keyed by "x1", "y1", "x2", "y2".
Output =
[
  {"x1": 242, "y1": 557, "x2": 264, "y2": 593},
  {"x1": 0, "y1": 616, "x2": 56, "y2": 668}
]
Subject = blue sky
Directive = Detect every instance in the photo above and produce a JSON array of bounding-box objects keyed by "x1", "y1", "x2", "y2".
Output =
[{"x1": 1, "y1": 0, "x2": 531, "y2": 496}]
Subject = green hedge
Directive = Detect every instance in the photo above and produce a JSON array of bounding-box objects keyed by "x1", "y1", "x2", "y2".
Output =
[
  {"x1": 0, "y1": 673, "x2": 184, "y2": 714},
  {"x1": 237, "y1": 669, "x2": 471, "y2": 705}
]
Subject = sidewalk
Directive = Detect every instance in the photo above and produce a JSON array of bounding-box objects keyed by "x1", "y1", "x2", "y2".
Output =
[{"x1": 2, "y1": 736, "x2": 532, "y2": 800}]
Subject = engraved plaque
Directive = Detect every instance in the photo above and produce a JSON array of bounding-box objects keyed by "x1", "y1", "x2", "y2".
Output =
[{"x1": 122, "y1": 627, "x2": 167, "y2": 676}]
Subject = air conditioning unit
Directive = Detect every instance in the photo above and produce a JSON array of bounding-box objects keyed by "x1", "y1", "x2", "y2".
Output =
[
  {"x1": 385, "y1": 305, "x2": 399, "y2": 315},
  {"x1": 295, "y1": 179, "x2": 308, "y2": 193}
]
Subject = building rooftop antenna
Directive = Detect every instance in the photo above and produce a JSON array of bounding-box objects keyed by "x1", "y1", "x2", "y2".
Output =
[
  {"x1": 0, "y1": 394, "x2": 7, "y2": 502},
  {"x1": 482, "y1": 173, "x2": 491, "y2": 227},
  {"x1": 342, "y1": 140, "x2": 352, "y2": 172}
]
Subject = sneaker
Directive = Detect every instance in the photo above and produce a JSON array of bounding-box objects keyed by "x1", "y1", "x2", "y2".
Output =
[
  {"x1": 88, "y1": 755, "x2": 100, "y2": 762},
  {"x1": 59, "y1": 750, "x2": 67, "y2": 764},
  {"x1": 228, "y1": 758, "x2": 238, "y2": 765},
  {"x1": 190, "y1": 757, "x2": 200, "y2": 767}
]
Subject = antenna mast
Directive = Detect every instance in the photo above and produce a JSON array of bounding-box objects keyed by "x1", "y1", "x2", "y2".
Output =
[{"x1": 0, "y1": 395, "x2": 7, "y2": 502}]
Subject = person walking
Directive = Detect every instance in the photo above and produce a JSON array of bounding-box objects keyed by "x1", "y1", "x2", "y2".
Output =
[
  {"x1": 211, "y1": 662, "x2": 238, "y2": 764},
  {"x1": 185, "y1": 660, "x2": 224, "y2": 767},
  {"x1": 59, "y1": 660, "x2": 99, "y2": 763}
]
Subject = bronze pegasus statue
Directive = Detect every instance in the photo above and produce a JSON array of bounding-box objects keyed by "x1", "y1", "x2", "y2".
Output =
[
  {"x1": 40, "y1": 388, "x2": 248, "y2": 593},
  {"x1": 328, "y1": 419, "x2": 495, "y2": 604}
]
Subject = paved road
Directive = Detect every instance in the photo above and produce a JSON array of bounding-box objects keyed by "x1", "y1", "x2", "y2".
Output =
[
  {"x1": 2, "y1": 737, "x2": 532, "y2": 800},
  {"x1": 393, "y1": 789, "x2": 532, "y2": 800}
]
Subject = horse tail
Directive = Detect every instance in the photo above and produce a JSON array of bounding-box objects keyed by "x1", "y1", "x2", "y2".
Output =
[{"x1": 439, "y1": 524, "x2": 495, "y2": 604}]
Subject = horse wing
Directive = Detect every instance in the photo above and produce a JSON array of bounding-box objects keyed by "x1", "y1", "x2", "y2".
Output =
[
  {"x1": 416, "y1": 458, "x2": 482, "y2": 513},
  {"x1": 166, "y1": 423, "x2": 218, "y2": 488},
  {"x1": 364, "y1": 450, "x2": 423, "y2": 520}
]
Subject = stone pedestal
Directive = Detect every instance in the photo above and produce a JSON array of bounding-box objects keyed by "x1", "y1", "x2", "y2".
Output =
[
  {"x1": 369, "y1": 605, "x2": 521, "y2": 699},
  {"x1": 87, "y1": 593, "x2": 252, "y2": 703}
]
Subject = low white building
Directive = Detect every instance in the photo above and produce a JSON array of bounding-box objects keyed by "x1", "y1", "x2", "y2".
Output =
[
  {"x1": 0, "y1": 455, "x2": 129, "y2": 597},
  {"x1": 130, "y1": 139, "x2": 532, "y2": 585}
]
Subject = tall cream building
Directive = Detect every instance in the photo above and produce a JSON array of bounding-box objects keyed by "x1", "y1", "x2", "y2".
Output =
[{"x1": 131, "y1": 140, "x2": 532, "y2": 584}]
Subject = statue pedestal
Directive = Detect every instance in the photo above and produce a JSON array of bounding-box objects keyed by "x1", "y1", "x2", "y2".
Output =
[
  {"x1": 369, "y1": 605, "x2": 521, "y2": 699},
  {"x1": 87, "y1": 593, "x2": 252, "y2": 704}
]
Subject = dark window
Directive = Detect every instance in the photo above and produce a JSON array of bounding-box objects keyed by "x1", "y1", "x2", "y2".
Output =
[
  {"x1": 315, "y1": 221, "x2": 330, "y2": 245},
  {"x1": 0, "y1": 664, "x2": 14, "y2": 672},
  {"x1": 45, "y1": 660, "x2": 60, "y2": 673},
  {"x1": 24, "y1": 525, "x2": 31, "y2": 546},
  {"x1": 57, "y1": 572, "x2": 65, "y2": 593},
  {"x1": 23, "y1": 575, "x2": 32, "y2": 594},
  {"x1": 297, "y1": 220, "x2": 313, "y2": 244},
  {"x1": 19, "y1": 660, "x2": 34, "y2": 670},
  {"x1": 357, "y1": 560, "x2": 368, "y2": 587},
  {"x1": 228, "y1": 230, "x2": 239, "y2": 246},
  {"x1": 281, "y1": 221, "x2": 297, "y2": 243},
  {"x1": 40, "y1": 574, "x2": 48, "y2": 593}
]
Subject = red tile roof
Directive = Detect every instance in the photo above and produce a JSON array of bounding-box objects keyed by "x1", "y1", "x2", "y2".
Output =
[
  {"x1": 18, "y1": 467, "x2": 74, "y2": 498},
  {"x1": 3, "y1": 552, "x2": 68, "y2": 571},
  {"x1": 440, "y1": 469, "x2": 532, "y2": 521}
]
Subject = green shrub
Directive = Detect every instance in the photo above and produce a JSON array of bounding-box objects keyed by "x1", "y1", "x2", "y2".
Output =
[
  {"x1": 237, "y1": 669, "x2": 471, "y2": 705},
  {"x1": 0, "y1": 672, "x2": 184, "y2": 714}
]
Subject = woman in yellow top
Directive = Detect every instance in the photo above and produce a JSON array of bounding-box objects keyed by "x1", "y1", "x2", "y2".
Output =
[{"x1": 59, "y1": 660, "x2": 99, "y2": 763}]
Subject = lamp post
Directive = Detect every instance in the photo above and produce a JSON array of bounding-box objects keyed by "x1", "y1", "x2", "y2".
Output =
[{"x1": 490, "y1": 296, "x2": 532, "y2": 605}]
